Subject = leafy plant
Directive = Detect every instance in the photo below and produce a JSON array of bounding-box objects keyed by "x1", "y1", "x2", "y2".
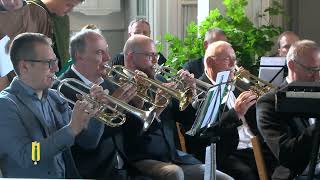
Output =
[{"x1": 163, "y1": 0, "x2": 283, "y2": 73}]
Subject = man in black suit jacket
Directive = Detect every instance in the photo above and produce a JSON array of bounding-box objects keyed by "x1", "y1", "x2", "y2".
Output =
[
  {"x1": 183, "y1": 28, "x2": 228, "y2": 78},
  {"x1": 121, "y1": 34, "x2": 233, "y2": 180},
  {"x1": 185, "y1": 41, "x2": 278, "y2": 180},
  {"x1": 257, "y1": 40, "x2": 320, "y2": 179},
  {"x1": 53, "y1": 29, "x2": 143, "y2": 180},
  {"x1": 111, "y1": 18, "x2": 166, "y2": 66}
]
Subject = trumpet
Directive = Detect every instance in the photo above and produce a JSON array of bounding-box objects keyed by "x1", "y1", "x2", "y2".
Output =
[
  {"x1": 233, "y1": 65, "x2": 276, "y2": 97},
  {"x1": 55, "y1": 77, "x2": 157, "y2": 131},
  {"x1": 104, "y1": 64, "x2": 193, "y2": 111},
  {"x1": 153, "y1": 64, "x2": 212, "y2": 103}
]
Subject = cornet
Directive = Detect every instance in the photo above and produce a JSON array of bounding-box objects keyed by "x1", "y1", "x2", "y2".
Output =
[
  {"x1": 55, "y1": 77, "x2": 157, "y2": 131},
  {"x1": 103, "y1": 64, "x2": 193, "y2": 111}
]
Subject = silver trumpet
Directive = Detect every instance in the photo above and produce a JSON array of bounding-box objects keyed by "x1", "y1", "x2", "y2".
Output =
[{"x1": 55, "y1": 76, "x2": 157, "y2": 131}]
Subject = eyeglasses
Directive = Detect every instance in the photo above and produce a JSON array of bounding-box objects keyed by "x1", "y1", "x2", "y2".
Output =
[
  {"x1": 132, "y1": 52, "x2": 160, "y2": 61},
  {"x1": 293, "y1": 59, "x2": 320, "y2": 73},
  {"x1": 24, "y1": 58, "x2": 59, "y2": 69},
  {"x1": 208, "y1": 55, "x2": 237, "y2": 63}
]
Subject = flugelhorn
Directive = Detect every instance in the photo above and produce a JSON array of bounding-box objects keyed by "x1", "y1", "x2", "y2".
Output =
[
  {"x1": 103, "y1": 64, "x2": 193, "y2": 111},
  {"x1": 55, "y1": 77, "x2": 157, "y2": 131}
]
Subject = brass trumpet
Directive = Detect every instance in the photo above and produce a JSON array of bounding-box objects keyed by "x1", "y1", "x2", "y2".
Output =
[
  {"x1": 103, "y1": 64, "x2": 193, "y2": 111},
  {"x1": 234, "y1": 65, "x2": 277, "y2": 97},
  {"x1": 153, "y1": 64, "x2": 212, "y2": 103},
  {"x1": 55, "y1": 77, "x2": 157, "y2": 131}
]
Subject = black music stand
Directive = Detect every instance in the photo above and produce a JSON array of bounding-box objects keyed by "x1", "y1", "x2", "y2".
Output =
[
  {"x1": 276, "y1": 82, "x2": 320, "y2": 180},
  {"x1": 187, "y1": 71, "x2": 230, "y2": 180}
]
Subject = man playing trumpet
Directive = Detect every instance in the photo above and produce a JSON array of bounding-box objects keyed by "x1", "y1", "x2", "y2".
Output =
[
  {"x1": 121, "y1": 34, "x2": 233, "y2": 180},
  {"x1": 53, "y1": 29, "x2": 148, "y2": 179},
  {"x1": 185, "y1": 41, "x2": 278, "y2": 180},
  {"x1": 0, "y1": 32, "x2": 106, "y2": 178}
]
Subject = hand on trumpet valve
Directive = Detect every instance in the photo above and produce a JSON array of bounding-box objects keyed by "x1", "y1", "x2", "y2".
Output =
[
  {"x1": 69, "y1": 99, "x2": 99, "y2": 135},
  {"x1": 234, "y1": 90, "x2": 257, "y2": 120},
  {"x1": 177, "y1": 69, "x2": 196, "y2": 92},
  {"x1": 112, "y1": 83, "x2": 137, "y2": 103},
  {"x1": 134, "y1": 70, "x2": 151, "y2": 89}
]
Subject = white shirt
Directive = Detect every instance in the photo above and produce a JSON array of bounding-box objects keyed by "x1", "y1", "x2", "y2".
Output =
[
  {"x1": 207, "y1": 73, "x2": 254, "y2": 149},
  {"x1": 223, "y1": 85, "x2": 254, "y2": 150},
  {"x1": 71, "y1": 65, "x2": 104, "y2": 86}
]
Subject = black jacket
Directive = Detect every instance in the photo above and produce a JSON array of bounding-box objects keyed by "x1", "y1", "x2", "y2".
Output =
[
  {"x1": 52, "y1": 68, "x2": 127, "y2": 179},
  {"x1": 183, "y1": 57, "x2": 204, "y2": 79},
  {"x1": 257, "y1": 81, "x2": 318, "y2": 179}
]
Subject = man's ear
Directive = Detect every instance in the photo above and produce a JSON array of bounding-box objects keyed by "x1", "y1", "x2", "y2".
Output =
[
  {"x1": 287, "y1": 59, "x2": 295, "y2": 71},
  {"x1": 204, "y1": 41, "x2": 209, "y2": 50},
  {"x1": 19, "y1": 60, "x2": 29, "y2": 74},
  {"x1": 75, "y1": 51, "x2": 83, "y2": 62}
]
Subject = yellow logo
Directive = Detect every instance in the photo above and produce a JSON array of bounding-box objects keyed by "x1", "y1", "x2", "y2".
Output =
[{"x1": 31, "y1": 141, "x2": 40, "y2": 165}]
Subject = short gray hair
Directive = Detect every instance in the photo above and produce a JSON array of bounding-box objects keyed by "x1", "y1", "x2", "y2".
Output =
[
  {"x1": 286, "y1": 40, "x2": 319, "y2": 64},
  {"x1": 204, "y1": 28, "x2": 226, "y2": 44},
  {"x1": 128, "y1": 18, "x2": 150, "y2": 33},
  {"x1": 69, "y1": 29, "x2": 102, "y2": 61}
]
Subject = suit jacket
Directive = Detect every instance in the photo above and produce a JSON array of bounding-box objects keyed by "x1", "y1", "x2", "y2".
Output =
[
  {"x1": 53, "y1": 68, "x2": 127, "y2": 179},
  {"x1": 0, "y1": 78, "x2": 103, "y2": 178},
  {"x1": 184, "y1": 74, "x2": 277, "y2": 175},
  {"x1": 257, "y1": 81, "x2": 317, "y2": 179},
  {"x1": 111, "y1": 52, "x2": 167, "y2": 66},
  {"x1": 122, "y1": 90, "x2": 201, "y2": 165},
  {"x1": 182, "y1": 57, "x2": 204, "y2": 79}
]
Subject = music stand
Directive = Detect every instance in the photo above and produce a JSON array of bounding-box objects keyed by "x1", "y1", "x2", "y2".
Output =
[
  {"x1": 276, "y1": 82, "x2": 320, "y2": 180},
  {"x1": 259, "y1": 57, "x2": 286, "y2": 86},
  {"x1": 186, "y1": 71, "x2": 231, "y2": 180}
]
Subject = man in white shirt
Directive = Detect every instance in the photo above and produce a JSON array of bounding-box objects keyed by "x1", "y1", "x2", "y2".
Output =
[{"x1": 187, "y1": 41, "x2": 278, "y2": 180}]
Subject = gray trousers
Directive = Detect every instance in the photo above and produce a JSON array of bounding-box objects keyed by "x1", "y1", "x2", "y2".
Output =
[{"x1": 133, "y1": 159, "x2": 234, "y2": 180}]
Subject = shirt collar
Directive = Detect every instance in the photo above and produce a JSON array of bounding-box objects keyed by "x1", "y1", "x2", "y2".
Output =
[
  {"x1": 14, "y1": 77, "x2": 48, "y2": 100},
  {"x1": 71, "y1": 65, "x2": 104, "y2": 86}
]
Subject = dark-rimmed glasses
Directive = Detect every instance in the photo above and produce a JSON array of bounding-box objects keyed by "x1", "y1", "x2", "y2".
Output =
[
  {"x1": 24, "y1": 59, "x2": 59, "y2": 69},
  {"x1": 293, "y1": 59, "x2": 320, "y2": 74},
  {"x1": 132, "y1": 52, "x2": 160, "y2": 61}
]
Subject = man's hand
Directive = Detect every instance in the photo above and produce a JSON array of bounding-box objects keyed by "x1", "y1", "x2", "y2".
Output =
[
  {"x1": 69, "y1": 100, "x2": 98, "y2": 135},
  {"x1": 177, "y1": 69, "x2": 196, "y2": 93},
  {"x1": 112, "y1": 83, "x2": 137, "y2": 103},
  {"x1": 234, "y1": 91, "x2": 257, "y2": 120}
]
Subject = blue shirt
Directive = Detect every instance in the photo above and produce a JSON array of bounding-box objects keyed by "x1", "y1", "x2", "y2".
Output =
[{"x1": 17, "y1": 79, "x2": 65, "y2": 178}]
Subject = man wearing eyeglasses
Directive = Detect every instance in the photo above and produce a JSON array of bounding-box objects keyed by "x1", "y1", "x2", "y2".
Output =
[
  {"x1": 121, "y1": 35, "x2": 233, "y2": 180},
  {"x1": 0, "y1": 32, "x2": 106, "y2": 178},
  {"x1": 184, "y1": 41, "x2": 278, "y2": 180},
  {"x1": 53, "y1": 29, "x2": 145, "y2": 179},
  {"x1": 257, "y1": 40, "x2": 320, "y2": 179}
]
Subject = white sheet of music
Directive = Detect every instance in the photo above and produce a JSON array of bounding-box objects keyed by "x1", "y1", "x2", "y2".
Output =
[
  {"x1": 201, "y1": 71, "x2": 230, "y2": 128},
  {"x1": 0, "y1": 35, "x2": 13, "y2": 77},
  {"x1": 259, "y1": 57, "x2": 286, "y2": 86}
]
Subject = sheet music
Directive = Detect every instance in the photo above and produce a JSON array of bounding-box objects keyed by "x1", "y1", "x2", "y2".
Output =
[
  {"x1": 259, "y1": 57, "x2": 286, "y2": 86},
  {"x1": 0, "y1": 36, "x2": 13, "y2": 77},
  {"x1": 200, "y1": 71, "x2": 230, "y2": 128}
]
